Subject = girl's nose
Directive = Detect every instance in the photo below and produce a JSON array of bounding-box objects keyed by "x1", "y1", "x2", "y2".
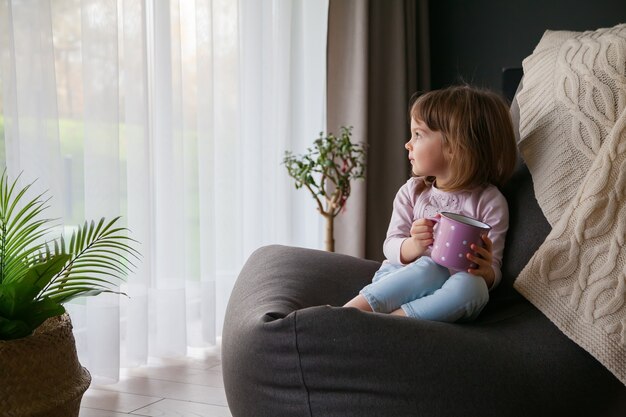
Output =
[{"x1": 405, "y1": 140, "x2": 411, "y2": 150}]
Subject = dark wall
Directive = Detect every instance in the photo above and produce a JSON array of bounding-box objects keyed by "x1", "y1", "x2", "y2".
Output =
[{"x1": 429, "y1": 0, "x2": 626, "y2": 93}]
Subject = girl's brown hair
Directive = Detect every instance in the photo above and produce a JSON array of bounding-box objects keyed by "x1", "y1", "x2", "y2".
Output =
[{"x1": 409, "y1": 85, "x2": 517, "y2": 191}]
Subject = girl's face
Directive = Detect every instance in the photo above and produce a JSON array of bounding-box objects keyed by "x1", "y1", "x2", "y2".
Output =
[{"x1": 405, "y1": 118, "x2": 450, "y2": 186}]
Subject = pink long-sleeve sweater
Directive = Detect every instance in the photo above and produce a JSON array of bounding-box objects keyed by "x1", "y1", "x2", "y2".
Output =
[{"x1": 383, "y1": 177, "x2": 509, "y2": 290}]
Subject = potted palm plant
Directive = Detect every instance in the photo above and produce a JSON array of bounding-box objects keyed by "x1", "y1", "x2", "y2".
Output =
[
  {"x1": 0, "y1": 172, "x2": 138, "y2": 417},
  {"x1": 283, "y1": 126, "x2": 367, "y2": 252}
]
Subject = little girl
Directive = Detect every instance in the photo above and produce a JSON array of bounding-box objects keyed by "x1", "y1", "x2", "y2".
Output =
[{"x1": 344, "y1": 85, "x2": 517, "y2": 322}]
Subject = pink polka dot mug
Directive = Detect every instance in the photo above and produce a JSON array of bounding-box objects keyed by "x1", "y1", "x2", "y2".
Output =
[{"x1": 429, "y1": 212, "x2": 491, "y2": 271}]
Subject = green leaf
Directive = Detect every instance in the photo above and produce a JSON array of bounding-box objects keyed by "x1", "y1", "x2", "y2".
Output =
[
  {"x1": 69, "y1": 230, "x2": 77, "y2": 255},
  {"x1": 0, "y1": 174, "x2": 56, "y2": 287},
  {"x1": 39, "y1": 216, "x2": 138, "y2": 303},
  {"x1": 0, "y1": 254, "x2": 70, "y2": 316},
  {"x1": 49, "y1": 288, "x2": 123, "y2": 305},
  {"x1": 20, "y1": 298, "x2": 65, "y2": 330},
  {"x1": 0, "y1": 315, "x2": 33, "y2": 340},
  {"x1": 0, "y1": 298, "x2": 65, "y2": 340},
  {"x1": 27, "y1": 254, "x2": 71, "y2": 293}
]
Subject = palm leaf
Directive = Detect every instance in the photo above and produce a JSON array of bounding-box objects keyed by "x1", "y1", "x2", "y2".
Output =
[
  {"x1": 48, "y1": 288, "x2": 124, "y2": 305},
  {"x1": 45, "y1": 277, "x2": 121, "y2": 292},
  {"x1": 0, "y1": 174, "x2": 55, "y2": 286},
  {"x1": 39, "y1": 216, "x2": 139, "y2": 303},
  {"x1": 73, "y1": 248, "x2": 138, "y2": 268},
  {"x1": 2, "y1": 226, "x2": 52, "y2": 282}
]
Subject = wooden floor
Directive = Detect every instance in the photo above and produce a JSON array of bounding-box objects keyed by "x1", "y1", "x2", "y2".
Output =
[{"x1": 79, "y1": 345, "x2": 232, "y2": 417}]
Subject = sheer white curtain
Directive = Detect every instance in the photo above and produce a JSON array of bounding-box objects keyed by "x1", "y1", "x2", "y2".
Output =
[{"x1": 0, "y1": 0, "x2": 328, "y2": 383}]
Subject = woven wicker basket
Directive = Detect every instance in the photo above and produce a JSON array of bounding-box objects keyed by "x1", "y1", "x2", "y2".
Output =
[{"x1": 0, "y1": 313, "x2": 91, "y2": 417}]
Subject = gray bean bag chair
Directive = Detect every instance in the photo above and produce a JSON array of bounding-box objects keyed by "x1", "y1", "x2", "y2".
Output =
[{"x1": 222, "y1": 82, "x2": 626, "y2": 416}]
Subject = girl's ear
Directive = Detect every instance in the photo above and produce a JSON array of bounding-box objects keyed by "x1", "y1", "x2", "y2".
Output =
[{"x1": 441, "y1": 140, "x2": 454, "y2": 159}]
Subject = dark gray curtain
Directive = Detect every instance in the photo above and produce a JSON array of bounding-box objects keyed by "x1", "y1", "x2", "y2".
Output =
[{"x1": 327, "y1": 0, "x2": 430, "y2": 261}]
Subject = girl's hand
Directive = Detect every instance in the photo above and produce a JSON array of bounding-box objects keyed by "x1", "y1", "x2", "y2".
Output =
[
  {"x1": 400, "y1": 214, "x2": 439, "y2": 264},
  {"x1": 467, "y1": 234, "x2": 495, "y2": 288},
  {"x1": 408, "y1": 216, "x2": 438, "y2": 255}
]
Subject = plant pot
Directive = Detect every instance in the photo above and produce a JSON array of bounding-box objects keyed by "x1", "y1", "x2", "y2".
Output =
[{"x1": 0, "y1": 313, "x2": 91, "y2": 417}]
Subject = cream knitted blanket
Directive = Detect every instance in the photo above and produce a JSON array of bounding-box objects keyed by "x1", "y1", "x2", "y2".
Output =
[{"x1": 514, "y1": 23, "x2": 626, "y2": 386}]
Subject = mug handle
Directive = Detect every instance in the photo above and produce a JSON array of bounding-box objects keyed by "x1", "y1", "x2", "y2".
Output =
[{"x1": 426, "y1": 214, "x2": 440, "y2": 249}]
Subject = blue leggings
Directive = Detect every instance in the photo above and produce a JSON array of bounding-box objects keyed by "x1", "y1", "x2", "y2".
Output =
[{"x1": 360, "y1": 256, "x2": 489, "y2": 322}]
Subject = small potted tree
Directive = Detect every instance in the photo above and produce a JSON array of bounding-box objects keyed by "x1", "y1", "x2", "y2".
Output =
[
  {"x1": 0, "y1": 172, "x2": 138, "y2": 416},
  {"x1": 283, "y1": 126, "x2": 367, "y2": 252}
]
